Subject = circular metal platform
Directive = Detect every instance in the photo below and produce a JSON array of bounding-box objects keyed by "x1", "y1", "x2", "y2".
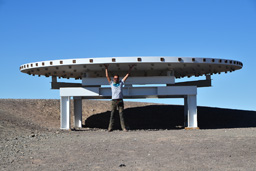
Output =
[{"x1": 20, "y1": 56, "x2": 243, "y2": 79}]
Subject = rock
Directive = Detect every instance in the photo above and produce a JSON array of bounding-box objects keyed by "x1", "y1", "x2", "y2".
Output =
[
  {"x1": 119, "y1": 164, "x2": 126, "y2": 167},
  {"x1": 30, "y1": 134, "x2": 36, "y2": 138}
]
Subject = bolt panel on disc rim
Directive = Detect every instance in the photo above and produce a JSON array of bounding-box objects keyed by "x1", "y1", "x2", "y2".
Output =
[{"x1": 20, "y1": 56, "x2": 243, "y2": 79}]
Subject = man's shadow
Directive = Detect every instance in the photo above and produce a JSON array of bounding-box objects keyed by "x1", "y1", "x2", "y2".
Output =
[{"x1": 84, "y1": 105, "x2": 256, "y2": 130}]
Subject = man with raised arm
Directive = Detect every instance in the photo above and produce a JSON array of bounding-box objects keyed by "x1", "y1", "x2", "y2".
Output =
[{"x1": 104, "y1": 64, "x2": 134, "y2": 132}]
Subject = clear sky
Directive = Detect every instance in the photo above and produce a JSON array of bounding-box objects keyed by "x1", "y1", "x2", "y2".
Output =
[{"x1": 0, "y1": 0, "x2": 255, "y2": 111}]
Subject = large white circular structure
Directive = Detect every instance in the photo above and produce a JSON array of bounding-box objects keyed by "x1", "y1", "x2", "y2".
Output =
[
  {"x1": 19, "y1": 56, "x2": 243, "y2": 130},
  {"x1": 20, "y1": 56, "x2": 243, "y2": 79}
]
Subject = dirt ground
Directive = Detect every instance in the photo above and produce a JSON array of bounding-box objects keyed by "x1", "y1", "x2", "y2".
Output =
[{"x1": 1, "y1": 99, "x2": 256, "y2": 171}]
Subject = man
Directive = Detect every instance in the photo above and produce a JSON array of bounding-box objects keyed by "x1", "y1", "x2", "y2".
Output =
[{"x1": 104, "y1": 64, "x2": 134, "y2": 132}]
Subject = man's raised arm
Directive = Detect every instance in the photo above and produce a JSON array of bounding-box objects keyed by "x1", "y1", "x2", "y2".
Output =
[
  {"x1": 104, "y1": 64, "x2": 111, "y2": 83},
  {"x1": 122, "y1": 65, "x2": 135, "y2": 82}
]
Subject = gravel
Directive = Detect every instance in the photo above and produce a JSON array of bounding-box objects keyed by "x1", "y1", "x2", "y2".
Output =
[{"x1": 1, "y1": 99, "x2": 256, "y2": 171}]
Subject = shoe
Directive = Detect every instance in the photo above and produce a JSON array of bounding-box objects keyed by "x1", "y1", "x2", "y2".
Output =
[
  {"x1": 123, "y1": 129, "x2": 128, "y2": 132},
  {"x1": 108, "y1": 129, "x2": 113, "y2": 132}
]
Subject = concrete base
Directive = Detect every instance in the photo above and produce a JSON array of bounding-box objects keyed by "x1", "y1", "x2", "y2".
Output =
[{"x1": 185, "y1": 127, "x2": 200, "y2": 130}]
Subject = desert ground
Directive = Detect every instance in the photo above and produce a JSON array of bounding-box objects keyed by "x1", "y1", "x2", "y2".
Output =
[{"x1": 0, "y1": 99, "x2": 256, "y2": 171}]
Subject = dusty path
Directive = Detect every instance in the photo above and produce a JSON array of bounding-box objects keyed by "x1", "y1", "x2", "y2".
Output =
[{"x1": 1, "y1": 99, "x2": 256, "y2": 170}]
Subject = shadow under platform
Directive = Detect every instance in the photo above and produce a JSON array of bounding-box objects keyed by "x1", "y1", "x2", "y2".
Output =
[{"x1": 84, "y1": 105, "x2": 256, "y2": 130}]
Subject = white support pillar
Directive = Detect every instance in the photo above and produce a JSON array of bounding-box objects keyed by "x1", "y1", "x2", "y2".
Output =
[
  {"x1": 185, "y1": 95, "x2": 199, "y2": 129},
  {"x1": 60, "y1": 96, "x2": 71, "y2": 130},
  {"x1": 184, "y1": 96, "x2": 188, "y2": 127},
  {"x1": 74, "y1": 97, "x2": 82, "y2": 128}
]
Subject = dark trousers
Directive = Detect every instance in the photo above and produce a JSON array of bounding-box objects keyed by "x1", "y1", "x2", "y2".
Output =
[{"x1": 108, "y1": 99, "x2": 126, "y2": 130}]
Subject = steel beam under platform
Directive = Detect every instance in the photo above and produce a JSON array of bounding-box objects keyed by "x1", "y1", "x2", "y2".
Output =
[{"x1": 59, "y1": 86, "x2": 198, "y2": 130}]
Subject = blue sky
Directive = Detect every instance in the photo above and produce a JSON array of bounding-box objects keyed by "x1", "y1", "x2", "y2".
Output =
[{"x1": 0, "y1": 0, "x2": 255, "y2": 111}]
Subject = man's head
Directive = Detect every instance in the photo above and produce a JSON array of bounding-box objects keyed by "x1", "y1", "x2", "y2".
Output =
[{"x1": 113, "y1": 74, "x2": 119, "y2": 83}]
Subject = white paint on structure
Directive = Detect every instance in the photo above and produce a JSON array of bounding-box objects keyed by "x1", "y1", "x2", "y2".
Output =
[
  {"x1": 20, "y1": 56, "x2": 243, "y2": 130},
  {"x1": 20, "y1": 56, "x2": 243, "y2": 79}
]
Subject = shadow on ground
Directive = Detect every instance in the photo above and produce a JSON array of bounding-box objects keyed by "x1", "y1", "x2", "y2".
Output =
[{"x1": 84, "y1": 105, "x2": 256, "y2": 130}]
